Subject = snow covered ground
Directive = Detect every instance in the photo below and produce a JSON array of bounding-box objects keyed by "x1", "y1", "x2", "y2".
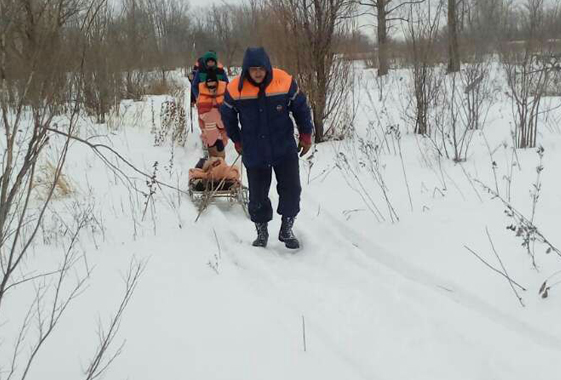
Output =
[{"x1": 3, "y1": 64, "x2": 561, "y2": 380}]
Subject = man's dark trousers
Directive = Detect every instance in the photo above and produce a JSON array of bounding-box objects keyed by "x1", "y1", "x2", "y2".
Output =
[{"x1": 246, "y1": 153, "x2": 301, "y2": 223}]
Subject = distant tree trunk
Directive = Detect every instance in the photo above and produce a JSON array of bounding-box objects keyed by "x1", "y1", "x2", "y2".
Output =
[
  {"x1": 313, "y1": 106, "x2": 325, "y2": 142},
  {"x1": 447, "y1": 0, "x2": 460, "y2": 72},
  {"x1": 377, "y1": 0, "x2": 389, "y2": 76},
  {"x1": 313, "y1": 40, "x2": 328, "y2": 143}
]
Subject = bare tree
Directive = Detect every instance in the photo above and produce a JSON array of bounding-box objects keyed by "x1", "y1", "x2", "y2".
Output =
[
  {"x1": 447, "y1": 0, "x2": 460, "y2": 72},
  {"x1": 81, "y1": 3, "x2": 123, "y2": 123},
  {"x1": 233, "y1": 0, "x2": 266, "y2": 48},
  {"x1": 402, "y1": 0, "x2": 444, "y2": 135},
  {"x1": 207, "y1": 4, "x2": 241, "y2": 74},
  {"x1": 354, "y1": 0, "x2": 425, "y2": 76},
  {"x1": 462, "y1": 59, "x2": 494, "y2": 131},
  {"x1": 266, "y1": 0, "x2": 355, "y2": 142},
  {"x1": 502, "y1": 0, "x2": 555, "y2": 149},
  {"x1": 0, "y1": 0, "x2": 90, "y2": 310},
  {"x1": 0, "y1": 1, "x2": 145, "y2": 379},
  {"x1": 147, "y1": 0, "x2": 191, "y2": 83},
  {"x1": 84, "y1": 259, "x2": 145, "y2": 380},
  {"x1": 119, "y1": 0, "x2": 154, "y2": 99},
  {"x1": 0, "y1": 0, "x2": 92, "y2": 375},
  {"x1": 462, "y1": 0, "x2": 508, "y2": 56}
]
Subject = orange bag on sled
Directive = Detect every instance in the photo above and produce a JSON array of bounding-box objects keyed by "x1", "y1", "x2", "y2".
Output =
[{"x1": 188, "y1": 157, "x2": 240, "y2": 191}]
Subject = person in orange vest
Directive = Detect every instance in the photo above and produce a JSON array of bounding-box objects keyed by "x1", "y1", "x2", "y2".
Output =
[
  {"x1": 220, "y1": 47, "x2": 313, "y2": 250},
  {"x1": 196, "y1": 69, "x2": 228, "y2": 158},
  {"x1": 192, "y1": 51, "x2": 229, "y2": 99}
]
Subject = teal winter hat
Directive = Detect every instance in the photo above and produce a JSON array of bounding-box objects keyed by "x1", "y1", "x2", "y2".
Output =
[{"x1": 202, "y1": 51, "x2": 217, "y2": 65}]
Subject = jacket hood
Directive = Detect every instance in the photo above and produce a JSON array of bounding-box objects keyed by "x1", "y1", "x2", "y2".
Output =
[
  {"x1": 239, "y1": 47, "x2": 273, "y2": 91},
  {"x1": 203, "y1": 51, "x2": 218, "y2": 66}
]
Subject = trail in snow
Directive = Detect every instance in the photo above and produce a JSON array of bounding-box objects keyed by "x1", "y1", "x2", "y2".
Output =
[
  {"x1": 11, "y1": 71, "x2": 561, "y2": 380},
  {"x1": 188, "y1": 170, "x2": 561, "y2": 380}
]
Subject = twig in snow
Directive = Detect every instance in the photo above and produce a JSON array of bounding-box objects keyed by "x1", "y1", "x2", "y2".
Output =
[
  {"x1": 464, "y1": 245, "x2": 526, "y2": 292},
  {"x1": 458, "y1": 162, "x2": 483, "y2": 202},
  {"x1": 485, "y1": 227, "x2": 525, "y2": 307},
  {"x1": 482, "y1": 132, "x2": 500, "y2": 196},
  {"x1": 476, "y1": 179, "x2": 561, "y2": 266},
  {"x1": 391, "y1": 125, "x2": 414, "y2": 212},
  {"x1": 342, "y1": 209, "x2": 365, "y2": 221},
  {"x1": 213, "y1": 229, "x2": 222, "y2": 260},
  {"x1": 302, "y1": 315, "x2": 307, "y2": 352},
  {"x1": 84, "y1": 257, "x2": 145, "y2": 380},
  {"x1": 530, "y1": 146, "x2": 544, "y2": 224}
]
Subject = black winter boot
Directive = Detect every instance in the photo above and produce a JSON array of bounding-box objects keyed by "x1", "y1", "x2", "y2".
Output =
[
  {"x1": 279, "y1": 216, "x2": 300, "y2": 249},
  {"x1": 252, "y1": 222, "x2": 269, "y2": 247}
]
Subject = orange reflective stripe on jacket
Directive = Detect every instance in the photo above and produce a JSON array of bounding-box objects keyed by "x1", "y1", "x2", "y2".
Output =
[{"x1": 227, "y1": 68, "x2": 292, "y2": 100}]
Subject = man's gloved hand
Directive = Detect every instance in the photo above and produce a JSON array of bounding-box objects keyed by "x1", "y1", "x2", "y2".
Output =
[
  {"x1": 234, "y1": 141, "x2": 243, "y2": 155},
  {"x1": 298, "y1": 133, "x2": 312, "y2": 157}
]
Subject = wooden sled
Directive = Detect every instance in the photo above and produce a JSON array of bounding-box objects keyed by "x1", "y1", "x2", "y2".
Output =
[{"x1": 188, "y1": 157, "x2": 249, "y2": 220}]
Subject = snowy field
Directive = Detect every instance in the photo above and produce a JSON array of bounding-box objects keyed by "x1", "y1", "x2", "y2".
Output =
[{"x1": 2, "y1": 62, "x2": 561, "y2": 380}]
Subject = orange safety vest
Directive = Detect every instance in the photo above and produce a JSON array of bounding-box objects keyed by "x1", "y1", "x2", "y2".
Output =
[{"x1": 197, "y1": 81, "x2": 227, "y2": 114}]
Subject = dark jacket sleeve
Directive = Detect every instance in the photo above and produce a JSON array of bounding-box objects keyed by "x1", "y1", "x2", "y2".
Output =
[
  {"x1": 287, "y1": 79, "x2": 313, "y2": 135},
  {"x1": 219, "y1": 68, "x2": 230, "y2": 83},
  {"x1": 220, "y1": 90, "x2": 241, "y2": 143},
  {"x1": 191, "y1": 71, "x2": 201, "y2": 98}
]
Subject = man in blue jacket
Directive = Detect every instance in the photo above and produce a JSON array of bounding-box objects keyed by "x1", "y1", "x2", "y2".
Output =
[{"x1": 220, "y1": 47, "x2": 313, "y2": 249}]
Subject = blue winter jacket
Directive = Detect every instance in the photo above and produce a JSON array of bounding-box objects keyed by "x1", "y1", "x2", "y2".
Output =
[{"x1": 220, "y1": 47, "x2": 313, "y2": 168}]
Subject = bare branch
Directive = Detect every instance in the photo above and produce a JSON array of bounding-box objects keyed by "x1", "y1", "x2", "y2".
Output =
[
  {"x1": 386, "y1": 0, "x2": 426, "y2": 15},
  {"x1": 485, "y1": 227, "x2": 525, "y2": 307},
  {"x1": 464, "y1": 245, "x2": 527, "y2": 291},
  {"x1": 44, "y1": 127, "x2": 190, "y2": 196},
  {"x1": 84, "y1": 258, "x2": 146, "y2": 380}
]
